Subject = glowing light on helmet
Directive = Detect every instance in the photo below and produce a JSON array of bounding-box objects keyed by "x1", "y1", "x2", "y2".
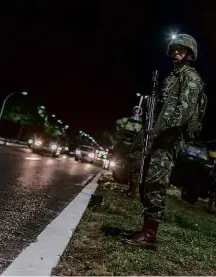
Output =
[{"x1": 166, "y1": 30, "x2": 179, "y2": 41}]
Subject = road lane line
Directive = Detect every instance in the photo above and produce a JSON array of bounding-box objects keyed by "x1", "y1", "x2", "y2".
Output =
[
  {"x1": 2, "y1": 172, "x2": 102, "y2": 276},
  {"x1": 25, "y1": 157, "x2": 42, "y2": 160}
]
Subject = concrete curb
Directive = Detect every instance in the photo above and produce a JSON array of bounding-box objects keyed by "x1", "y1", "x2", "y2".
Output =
[
  {"x1": 2, "y1": 172, "x2": 102, "y2": 276},
  {"x1": 5, "y1": 143, "x2": 28, "y2": 148},
  {"x1": 0, "y1": 139, "x2": 28, "y2": 148}
]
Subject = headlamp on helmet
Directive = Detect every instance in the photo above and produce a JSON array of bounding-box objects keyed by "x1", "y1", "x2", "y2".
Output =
[{"x1": 167, "y1": 34, "x2": 197, "y2": 61}]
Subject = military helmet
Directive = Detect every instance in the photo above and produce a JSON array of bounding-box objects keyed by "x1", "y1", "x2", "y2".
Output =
[{"x1": 167, "y1": 34, "x2": 197, "y2": 61}]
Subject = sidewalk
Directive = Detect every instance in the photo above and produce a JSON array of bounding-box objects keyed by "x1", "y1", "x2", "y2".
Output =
[{"x1": 52, "y1": 173, "x2": 216, "y2": 276}]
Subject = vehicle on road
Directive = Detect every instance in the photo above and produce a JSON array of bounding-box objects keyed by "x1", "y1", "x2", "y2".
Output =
[
  {"x1": 95, "y1": 149, "x2": 109, "y2": 168},
  {"x1": 32, "y1": 135, "x2": 64, "y2": 158},
  {"x1": 61, "y1": 146, "x2": 70, "y2": 155},
  {"x1": 74, "y1": 145, "x2": 96, "y2": 163}
]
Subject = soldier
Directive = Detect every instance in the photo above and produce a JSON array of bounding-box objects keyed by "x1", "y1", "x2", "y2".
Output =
[
  {"x1": 122, "y1": 34, "x2": 206, "y2": 249},
  {"x1": 111, "y1": 116, "x2": 142, "y2": 186}
]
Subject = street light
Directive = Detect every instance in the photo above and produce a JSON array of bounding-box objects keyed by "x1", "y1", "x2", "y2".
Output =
[
  {"x1": 52, "y1": 114, "x2": 56, "y2": 118},
  {"x1": 0, "y1": 91, "x2": 28, "y2": 121}
]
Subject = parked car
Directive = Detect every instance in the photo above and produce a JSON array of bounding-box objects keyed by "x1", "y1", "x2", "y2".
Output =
[{"x1": 170, "y1": 140, "x2": 216, "y2": 205}]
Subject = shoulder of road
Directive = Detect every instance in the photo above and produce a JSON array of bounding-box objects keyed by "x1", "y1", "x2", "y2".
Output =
[{"x1": 2, "y1": 172, "x2": 103, "y2": 276}]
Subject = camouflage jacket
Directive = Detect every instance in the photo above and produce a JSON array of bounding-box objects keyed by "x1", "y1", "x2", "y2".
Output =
[
  {"x1": 116, "y1": 117, "x2": 142, "y2": 133},
  {"x1": 154, "y1": 64, "x2": 205, "y2": 139}
]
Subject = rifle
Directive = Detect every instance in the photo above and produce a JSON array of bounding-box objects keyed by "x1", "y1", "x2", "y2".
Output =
[{"x1": 139, "y1": 70, "x2": 159, "y2": 205}]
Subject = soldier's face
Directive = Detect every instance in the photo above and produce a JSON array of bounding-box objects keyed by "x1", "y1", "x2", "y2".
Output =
[{"x1": 171, "y1": 45, "x2": 188, "y2": 61}]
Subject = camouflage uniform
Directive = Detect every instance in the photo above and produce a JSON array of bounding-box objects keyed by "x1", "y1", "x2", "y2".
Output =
[
  {"x1": 116, "y1": 117, "x2": 142, "y2": 137},
  {"x1": 123, "y1": 34, "x2": 205, "y2": 249},
  {"x1": 111, "y1": 116, "x2": 142, "y2": 186},
  {"x1": 143, "y1": 63, "x2": 204, "y2": 222}
]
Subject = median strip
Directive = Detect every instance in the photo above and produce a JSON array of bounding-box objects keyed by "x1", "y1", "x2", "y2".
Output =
[
  {"x1": 52, "y1": 173, "x2": 216, "y2": 276},
  {"x1": 2, "y1": 172, "x2": 102, "y2": 276}
]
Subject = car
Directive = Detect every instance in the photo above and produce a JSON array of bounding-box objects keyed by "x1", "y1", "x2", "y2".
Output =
[
  {"x1": 32, "y1": 136, "x2": 64, "y2": 158},
  {"x1": 170, "y1": 140, "x2": 216, "y2": 205},
  {"x1": 61, "y1": 145, "x2": 70, "y2": 155},
  {"x1": 74, "y1": 145, "x2": 96, "y2": 163}
]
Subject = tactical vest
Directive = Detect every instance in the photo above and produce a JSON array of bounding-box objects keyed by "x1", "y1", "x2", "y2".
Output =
[{"x1": 184, "y1": 69, "x2": 207, "y2": 138}]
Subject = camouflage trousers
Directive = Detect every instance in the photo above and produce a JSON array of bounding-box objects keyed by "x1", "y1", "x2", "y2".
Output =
[
  {"x1": 130, "y1": 148, "x2": 174, "y2": 222},
  {"x1": 143, "y1": 149, "x2": 174, "y2": 222}
]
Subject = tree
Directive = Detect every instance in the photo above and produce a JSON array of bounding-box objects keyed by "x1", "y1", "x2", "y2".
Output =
[
  {"x1": 37, "y1": 106, "x2": 62, "y2": 136},
  {"x1": 3, "y1": 106, "x2": 36, "y2": 125},
  {"x1": 3, "y1": 106, "x2": 41, "y2": 140},
  {"x1": 44, "y1": 122, "x2": 62, "y2": 136}
]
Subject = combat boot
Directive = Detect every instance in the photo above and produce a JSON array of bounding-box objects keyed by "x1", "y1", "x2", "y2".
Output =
[{"x1": 121, "y1": 219, "x2": 159, "y2": 250}]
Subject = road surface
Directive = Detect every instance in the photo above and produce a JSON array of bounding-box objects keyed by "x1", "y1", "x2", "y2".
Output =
[{"x1": 0, "y1": 145, "x2": 101, "y2": 273}]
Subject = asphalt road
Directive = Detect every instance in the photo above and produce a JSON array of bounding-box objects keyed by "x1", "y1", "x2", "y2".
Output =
[{"x1": 0, "y1": 145, "x2": 101, "y2": 273}]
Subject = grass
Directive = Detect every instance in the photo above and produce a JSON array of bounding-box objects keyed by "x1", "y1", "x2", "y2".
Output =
[{"x1": 52, "y1": 174, "x2": 216, "y2": 276}]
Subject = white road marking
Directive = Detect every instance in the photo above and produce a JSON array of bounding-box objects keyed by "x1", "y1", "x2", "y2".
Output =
[
  {"x1": 2, "y1": 172, "x2": 102, "y2": 276},
  {"x1": 25, "y1": 157, "x2": 42, "y2": 160}
]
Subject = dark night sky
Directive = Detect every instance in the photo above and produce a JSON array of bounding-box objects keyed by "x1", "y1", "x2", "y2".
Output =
[{"x1": 0, "y1": 0, "x2": 216, "y2": 140}]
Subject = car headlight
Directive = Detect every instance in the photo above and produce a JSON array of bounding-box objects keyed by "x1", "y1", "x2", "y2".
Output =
[
  {"x1": 65, "y1": 147, "x2": 69, "y2": 151},
  {"x1": 110, "y1": 161, "x2": 116, "y2": 167},
  {"x1": 35, "y1": 140, "x2": 42, "y2": 146},
  {"x1": 88, "y1": 153, "x2": 95, "y2": 158},
  {"x1": 28, "y1": 139, "x2": 33, "y2": 144},
  {"x1": 75, "y1": 150, "x2": 81, "y2": 155},
  {"x1": 51, "y1": 144, "x2": 57, "y2": 150}
]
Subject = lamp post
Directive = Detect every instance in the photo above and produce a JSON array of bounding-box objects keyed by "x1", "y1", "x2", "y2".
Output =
[{"x1": 0, "y1": 91, "x2": 28, "y2": 121}]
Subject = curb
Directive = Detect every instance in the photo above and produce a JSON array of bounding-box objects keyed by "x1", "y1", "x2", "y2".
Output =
[
  {"x1": 0, "y1": 140, "x2": 28, "y2": 148},
  {"x1": 2, "y1": 172, "x2": 102, "y2": 276},
  {"x1": 5, "y1": 143, "x2": 28, "y2": 148}
]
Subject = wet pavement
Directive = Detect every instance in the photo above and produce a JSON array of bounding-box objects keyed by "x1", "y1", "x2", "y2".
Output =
[{"x1": 0, "y1": 145, "x2": 101, "y2": 273}]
